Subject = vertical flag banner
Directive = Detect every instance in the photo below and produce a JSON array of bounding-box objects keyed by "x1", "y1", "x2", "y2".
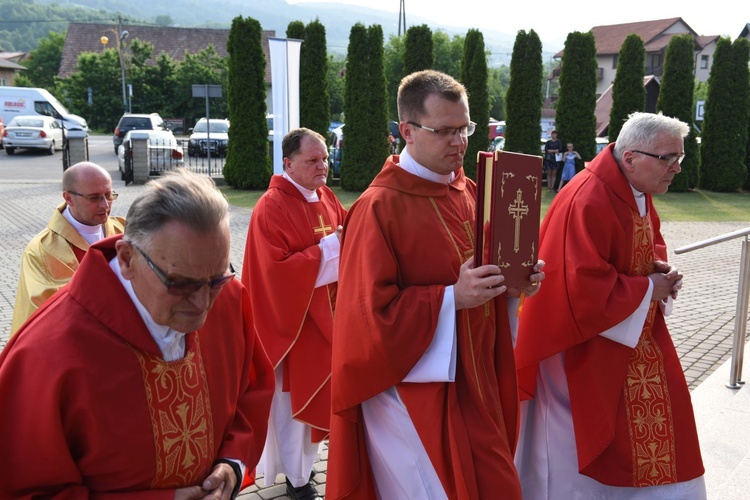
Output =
[{"x1": 269, "y1": 37, "x2": 302, "y2": 174}]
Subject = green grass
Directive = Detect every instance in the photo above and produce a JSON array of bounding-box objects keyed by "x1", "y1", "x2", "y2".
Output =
[{"x1": 222, "y1": 185, "x2": 750, "y2": 223}]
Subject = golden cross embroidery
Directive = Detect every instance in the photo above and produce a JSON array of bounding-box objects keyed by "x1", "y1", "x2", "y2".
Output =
[
  {"x1": 313, "y1": 214, "x2": 332, "y2": 236},
  {"x1": 508, "y1": 189, "x2": 529, "y2": 252}
]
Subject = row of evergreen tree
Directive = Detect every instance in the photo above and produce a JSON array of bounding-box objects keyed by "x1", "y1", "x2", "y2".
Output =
[{"x1": 13, "y1": 15, "x2": 750, "y2": 192}]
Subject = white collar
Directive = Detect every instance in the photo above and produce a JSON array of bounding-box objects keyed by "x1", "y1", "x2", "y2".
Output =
[
  {"x1": 282, "y1": 172, "x2": 319, "y2": 202},
  {"x1": 399, "y1": 146, "x2": 455, "y2": 184}
]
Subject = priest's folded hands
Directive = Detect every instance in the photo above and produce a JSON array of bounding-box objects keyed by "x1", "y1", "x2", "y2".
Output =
[
  {"x1": 454, "y1": 257, "x2": 545, "y2": 309},
  {"x1": 650, "y1": 259, "x2": 683, "y2": 301}
]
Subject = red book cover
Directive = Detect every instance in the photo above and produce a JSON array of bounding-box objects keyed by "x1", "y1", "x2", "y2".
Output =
[{"x1": 475, "y1": 150, "x2": 542, "y2": 288}]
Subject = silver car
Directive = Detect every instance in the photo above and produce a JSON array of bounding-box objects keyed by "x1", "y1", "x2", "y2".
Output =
[{"x1": 2, "y1": 115, "x2": 64, "y2": 155}]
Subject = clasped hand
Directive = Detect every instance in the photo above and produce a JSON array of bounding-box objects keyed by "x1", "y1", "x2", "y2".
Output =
[{"x1": 649, "y1": 260, "x2": 683, "y2": 302}]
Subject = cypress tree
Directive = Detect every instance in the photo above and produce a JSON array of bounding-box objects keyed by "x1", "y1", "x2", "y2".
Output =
[
  {"x1": 657, "y1": 34, "x2": 698, "y2": 191},
  {"x1": 555, "y1": 31, "x2": 598, "y2": 164},
  {"x1": 460, "y1": 29, "x2": 489, "y2": 179},
  {"x1": 224, "y1": 16, "x2": 271, "y2": 189},
  {"x1": 341, "y1": 24, "x2": 390, "y2": 191},
  {"x1": 608, "y1": 34, "x2": 645, "y2": 141},
  {"x1": 300, "y1": 19, "x2": 331, "y2": 139},
  {"x1": 504, "y1": 29, "x2": 544, "y2": 157},
  {"x1": 701, "y1": 37, "x2": 749, "y2": 191},
  {"x1": 286, "y1": 20, "x2": 305, "y2": 40},
  {"x1": 404, "y1": 24, "x2": 434, "y2": 75}
]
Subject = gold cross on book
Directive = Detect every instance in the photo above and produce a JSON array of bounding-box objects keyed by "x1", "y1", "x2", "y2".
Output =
[{"x1": 508, "y1": 189, "x2": 529, "y2": 253}]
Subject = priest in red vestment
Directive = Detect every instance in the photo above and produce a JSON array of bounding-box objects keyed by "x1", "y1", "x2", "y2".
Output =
[
  {"x1": 514, "y1": 112, "x2": 706, "y2": 499},
  {"x1": 0, "y1": 170, "x2": 274, "y2": 499},
  {"x1": 242, "y1": 128, "x2": 346, "y2": 500},
  {"x1": 329, "y1": 70, "x2": 544, "y2": 500}
]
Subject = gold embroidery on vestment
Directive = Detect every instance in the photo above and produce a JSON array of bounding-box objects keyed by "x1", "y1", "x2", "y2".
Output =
[
  {"x1": 130, "y1": 336, "x2": 215, "y2": 487},
  {"x1": 623, "y1": 213, "x2": 677, "y2": 485}
]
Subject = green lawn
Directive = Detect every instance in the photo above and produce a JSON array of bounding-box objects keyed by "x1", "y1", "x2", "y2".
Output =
[{"x1": 221, "y1": 185, "x2": 750, "y2": 223}]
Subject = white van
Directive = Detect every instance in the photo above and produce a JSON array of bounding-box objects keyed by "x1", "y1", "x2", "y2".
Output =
[{"x1": 0, "y1": 87, "x2": 88, "y2": 132}]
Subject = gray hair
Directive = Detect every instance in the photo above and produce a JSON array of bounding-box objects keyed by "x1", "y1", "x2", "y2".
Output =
[
  {"x1": 124, "y1": 169, "x2": 229, "y2": 247},
  {"x1": 613, "y1": 112, "x2": 690, "y2": 161}
]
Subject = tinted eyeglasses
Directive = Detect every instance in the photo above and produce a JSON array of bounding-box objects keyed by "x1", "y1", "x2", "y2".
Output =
[
  {"x1": 130, "y1": 242, "x2": 235, "y2": 296},
  {"x1": 407, "y1": 121, "x2": 476, "y2": 138},
  {"x1": 68, "y1": 191, "x2": 119, "y2": 203},
  {"x1": 632, "y1": 150, "x2": 685, "y2": 167}
]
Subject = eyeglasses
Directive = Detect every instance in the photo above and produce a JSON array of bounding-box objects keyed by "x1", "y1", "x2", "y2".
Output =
[
  {"x1": 407, "y1": 121, "x2": 476, "y2": 138},
  {"x1": 68, "y1": 191, "x2": 119, "y2": 203},
  {"x1": 130, "y1": 242, "x2": 235, "y2": 296},
  {"x1": 632, "y1": 150, "x2": 685, "y2": 167}
]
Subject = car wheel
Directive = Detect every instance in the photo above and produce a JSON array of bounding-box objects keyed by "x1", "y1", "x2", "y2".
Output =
[
  {"x1": 48, "y1": 141, "x2": 55, "y2": 155},
  {"x1": 5, "y1": 147, "x2": 15, "y2": 155}
]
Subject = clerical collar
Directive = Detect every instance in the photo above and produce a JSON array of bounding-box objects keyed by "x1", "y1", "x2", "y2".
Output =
[
  {"x1": 629, "y1": 185, "x2": 647, "y2": 217},
  {"x1": 62, "y1": 205, "x2": 104, "y2": 245},
  {"x1": 109, "y1": 256, "x2": 187, "y2": 361},
  {"x1": 283, "y1": 172, "x2": 320, "y2": 202},
  {"x1": 399, "y1": 146, "x2": 455, "y2": 184}
]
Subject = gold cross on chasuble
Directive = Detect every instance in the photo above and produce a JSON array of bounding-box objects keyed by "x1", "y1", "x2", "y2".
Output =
[{"x1": 313, "y1": 213, "x2": 333, "y2": 237}]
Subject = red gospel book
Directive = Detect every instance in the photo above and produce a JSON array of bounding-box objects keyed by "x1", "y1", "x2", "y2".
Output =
[{"x1": 475, "y1": 150, "x2": 542, "y2": 289}]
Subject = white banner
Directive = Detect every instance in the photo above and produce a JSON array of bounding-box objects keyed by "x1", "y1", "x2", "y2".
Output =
[{"x1": 269, "y1": 37, "x2": 302, "y2": 175}]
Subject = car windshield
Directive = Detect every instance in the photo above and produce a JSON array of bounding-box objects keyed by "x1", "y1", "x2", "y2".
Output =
[
  {"x1": 12, "y1": 119, "x2": 44, "y2": 127},
  {"x1": 194, "y1": 121, "x2": 228, "y2": 133}
]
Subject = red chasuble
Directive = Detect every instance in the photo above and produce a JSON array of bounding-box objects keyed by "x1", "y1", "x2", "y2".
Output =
[
  {"x1": 514, "y1": 144, "x2": 704, "y2": 486},
  {"x1": 242, "y1": 175, "x2": 347, "y2": 441},
  {"x1": 329, "y1": 157, "x2": 521, "y2": 500},
  {"x1": 0, "y1": 235, "x2": 275, "y2": 499}
]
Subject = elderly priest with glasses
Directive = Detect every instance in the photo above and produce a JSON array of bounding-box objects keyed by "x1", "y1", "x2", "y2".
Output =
[
  {"x1": 10, "y1": 161, "x2": 125, "y2": 335},
  {"x1": 514, "y1": 112, "x2": 706, "y2": 499},
  {"x1": 0, "y1": 169, "x2": 275, "y2": 499}
]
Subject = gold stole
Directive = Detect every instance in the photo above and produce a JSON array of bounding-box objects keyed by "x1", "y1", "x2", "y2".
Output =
[
  {"x1": 623, "y1": 213, "x2": 677, "y2": 485},
  {"x1": 131, "y1": 335, "x2": 215, "y2": 487}
]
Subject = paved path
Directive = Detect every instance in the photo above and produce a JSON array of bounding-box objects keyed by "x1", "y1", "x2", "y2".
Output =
[{"x1": 0, "y1": 177, "x2": 747, "y2": 498}]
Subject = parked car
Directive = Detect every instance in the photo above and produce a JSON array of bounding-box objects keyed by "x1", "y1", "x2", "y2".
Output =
[
  {"x1": 112, "y1": 112, "x2": 166, "y2": 154},
  {"x1": 489, "y1": 136, "x2": 505, "y2": 152},
  {"x1": 117, "y1": 129, "x2": 183, "y2": 179},
  {"x1": 2, "y1": 115, "x2": 64, "y2": 155},
  {"x1": 187, "y1": 118, "x2": 230, "y2": 157}
]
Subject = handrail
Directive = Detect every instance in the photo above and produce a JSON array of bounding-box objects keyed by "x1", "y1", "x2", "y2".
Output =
[
  {"x1": 674, "y1": 227, "x2": 750, "y2": 254},
  {"x1": 674, "y1": 227, "x2": 750, "y2": 389}
]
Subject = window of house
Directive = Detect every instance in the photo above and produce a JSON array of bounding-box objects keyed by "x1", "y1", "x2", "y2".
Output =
[
  {"x1": 612, "y1": 55, "x2": 618, "y2": 69},
  {"x1": 700, "y1": 55, "x2": 709, "y2": 69},
  {"x1": 0, "y1": 78, "x2": 6, "y2": 86}
]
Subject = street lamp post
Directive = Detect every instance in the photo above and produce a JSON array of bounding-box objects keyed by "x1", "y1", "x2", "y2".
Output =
[{"x1": 100, "y1": 27, "x2": 129, "y2": 113}]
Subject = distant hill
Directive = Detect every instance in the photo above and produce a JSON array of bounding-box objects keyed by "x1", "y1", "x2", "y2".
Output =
[{"x1": 15, "y1": 0, "x2": 562, "y2": 65}]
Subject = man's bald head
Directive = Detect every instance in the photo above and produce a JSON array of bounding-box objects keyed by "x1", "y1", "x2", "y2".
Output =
[{"x1": 62, "y1": 162, "x2": 116, "y2": 226}]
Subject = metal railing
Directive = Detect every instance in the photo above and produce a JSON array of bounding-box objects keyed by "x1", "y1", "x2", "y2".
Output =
[{"x1": 675, "y1": 227, "x2": 750, "y2": 389}]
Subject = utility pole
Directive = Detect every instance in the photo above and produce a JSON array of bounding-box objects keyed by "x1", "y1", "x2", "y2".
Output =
[{"x1": 398, "y1": 0, "x2": 406, "y2": 37}]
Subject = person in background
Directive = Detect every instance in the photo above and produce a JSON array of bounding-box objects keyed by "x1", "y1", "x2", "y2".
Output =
[
  {"x1": 543, "y1": 130, "x2": 563, "y2": 192},
  {"x1": 11, "y1": 161, "x2": 125, "y2": 335},
  {"x1": 557, "y1": 142, "x2": 581, "y2": 192},
  {"x1": 0, "y1": 170, "x2": 275, "y2": 499},
  {"x1": 243, "y1": 128, "x2": 346, "y2": 500},
  {"x1": 514, "y1": 112, "x2": 706, "y2": 499}
]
